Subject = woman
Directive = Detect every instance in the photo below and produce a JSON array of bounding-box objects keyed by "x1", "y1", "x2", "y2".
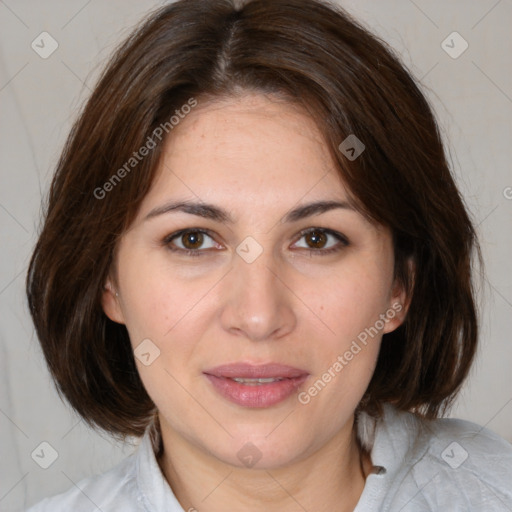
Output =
[{"x1": 25, "y1": 0, "x2": 512, "y2": 510}]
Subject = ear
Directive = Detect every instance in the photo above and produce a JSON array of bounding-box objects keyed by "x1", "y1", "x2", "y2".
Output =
[
  {"x1": 383, "y1": 259, "x2": 414, "y2": 334},
  {"x1": 101, "y1": 277, "x2": 126, "y2": 324}
]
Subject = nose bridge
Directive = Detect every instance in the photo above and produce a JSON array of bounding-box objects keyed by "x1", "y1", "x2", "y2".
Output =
[
  {"x1": 219, "y1": 239, "x2": 296, "y2": 340},
  {"x1": 237, "y1": 247, "x2": 278, "y2": 298}
]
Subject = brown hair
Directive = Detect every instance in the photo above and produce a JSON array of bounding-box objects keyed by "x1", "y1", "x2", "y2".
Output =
[{"x1": 26, "y1": 0, "x2": 480, "y2": 440}]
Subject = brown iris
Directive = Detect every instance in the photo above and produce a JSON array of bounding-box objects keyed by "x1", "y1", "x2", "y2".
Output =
[
  {"x1": 181, "y1": 231, "x2": 204, "y2": 250},
  {"x1": 305, "y1": 230, "x2": 328, "y2": 249}
]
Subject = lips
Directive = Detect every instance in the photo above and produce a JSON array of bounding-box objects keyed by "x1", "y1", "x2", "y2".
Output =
[{"x1": 203, "y1": 363, "x2": 310, "y2": 408}]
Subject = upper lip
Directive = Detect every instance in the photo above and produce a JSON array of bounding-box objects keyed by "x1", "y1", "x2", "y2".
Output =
[{"x1": 203, "y1": 363, "x2": 309, "y2": 379}]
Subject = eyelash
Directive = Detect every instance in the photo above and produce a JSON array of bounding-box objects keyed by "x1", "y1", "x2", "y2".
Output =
[{"x1": 162, "y1": 227, "x2": 349, "y2": 258}]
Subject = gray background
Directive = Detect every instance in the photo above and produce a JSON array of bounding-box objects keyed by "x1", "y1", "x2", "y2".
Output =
[{"x1": 0, "y1": 0, "x2": 511, "y2": 510}]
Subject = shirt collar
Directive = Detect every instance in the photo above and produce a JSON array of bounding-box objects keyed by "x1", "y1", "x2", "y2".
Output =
[
  {"x1": 353, "y1": 403, "x2": 431, "y2": 509},
  {"x1": 135, "y1": 423, "x2": 184, "y2": 511}
]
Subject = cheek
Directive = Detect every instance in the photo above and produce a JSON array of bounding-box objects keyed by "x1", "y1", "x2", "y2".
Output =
[
  {"x1": 119, "y1": 258, "x2": 224, "y2": 382},
  {"x1": 315, "y1": 260, "x2": 393, "y2": 343},
  {"x1": 297, "y1": 254, "x2": 392, "y2": 408},
  {"x1": 118, "y1": 251, "x2": 199, "y2": 339},
  {"x1": 120, "y1": 265, "x2": 211, "y2": 422},
  {"x1": 297, "y1": 268, "x2": 386, "y2": 414}
]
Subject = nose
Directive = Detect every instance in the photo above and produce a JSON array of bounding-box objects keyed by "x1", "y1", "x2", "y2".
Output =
[{"x1": 219, "y1": 246, "x2": 297, "y2": 342}]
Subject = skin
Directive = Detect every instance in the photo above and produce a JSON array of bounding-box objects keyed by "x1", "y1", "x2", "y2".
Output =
[{"x1": 102, "y1": 93, "x2": 408, "y2": 512}]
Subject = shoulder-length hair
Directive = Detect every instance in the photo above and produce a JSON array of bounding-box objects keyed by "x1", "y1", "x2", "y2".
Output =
[{"x1": 26, "y1": 0, "x2": 480, "y2": 439}]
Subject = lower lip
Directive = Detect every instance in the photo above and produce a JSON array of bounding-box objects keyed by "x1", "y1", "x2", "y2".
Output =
[{"x1": 204, "y1": 374, "x2": 309, "y2": 408}]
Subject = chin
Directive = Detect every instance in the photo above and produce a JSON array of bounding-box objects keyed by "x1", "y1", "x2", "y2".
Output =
[{"x1": 201, "y1": 428, "x2": 308, "y2": 470}]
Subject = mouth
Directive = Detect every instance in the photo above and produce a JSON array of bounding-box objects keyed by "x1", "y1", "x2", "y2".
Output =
[
  {"x1": 203, "y1": 363, "x2": 309, "y2": 408},
  {"x1": 229, "y1": 377, "x2": 287, "y2": 385}
]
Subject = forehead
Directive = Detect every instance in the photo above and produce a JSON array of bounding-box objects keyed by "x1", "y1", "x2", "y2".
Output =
[{"x1": 142, "y1": 93, "x2": 350, "y2": 214}]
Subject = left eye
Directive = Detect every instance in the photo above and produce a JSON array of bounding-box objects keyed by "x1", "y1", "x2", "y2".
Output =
[{"x1": 292, "y1": 228, "x2": 348, "y2": 254}]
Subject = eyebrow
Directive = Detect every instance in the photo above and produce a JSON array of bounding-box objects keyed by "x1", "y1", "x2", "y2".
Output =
[{"x1": 144, "y1": 199, "x2": 354, "y2": 224}]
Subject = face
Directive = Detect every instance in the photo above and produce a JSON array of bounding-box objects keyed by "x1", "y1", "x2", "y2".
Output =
[{"x1": 102, "y1": 93, "x2": 407, "y2": 469}]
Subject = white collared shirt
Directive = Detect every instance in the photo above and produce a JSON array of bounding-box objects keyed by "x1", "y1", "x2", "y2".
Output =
[{"x1": 27, "y1": 403, "x2": 512, "y2": 511}]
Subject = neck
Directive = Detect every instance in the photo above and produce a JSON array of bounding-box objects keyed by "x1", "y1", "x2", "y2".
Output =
[{"x1": 156, "y1": 415, "x2": 371, "y2": 512}]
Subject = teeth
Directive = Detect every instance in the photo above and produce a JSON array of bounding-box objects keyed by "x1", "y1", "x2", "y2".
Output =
[{"x1": 231, "y1": 377, "x2": 284, "y2": 385}]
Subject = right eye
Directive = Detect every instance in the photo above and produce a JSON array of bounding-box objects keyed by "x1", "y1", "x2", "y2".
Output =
[{"x1": 162, "y1": 229, "x2": 221, "y2": 257}]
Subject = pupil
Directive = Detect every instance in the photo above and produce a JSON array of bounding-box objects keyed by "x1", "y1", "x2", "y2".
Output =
[
  {"x1": 183, "y1": 232, "x2": 203, "y2": 249},
  {"x1": 308, "y1": 230, "x2": 326, "y2": 248}
]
